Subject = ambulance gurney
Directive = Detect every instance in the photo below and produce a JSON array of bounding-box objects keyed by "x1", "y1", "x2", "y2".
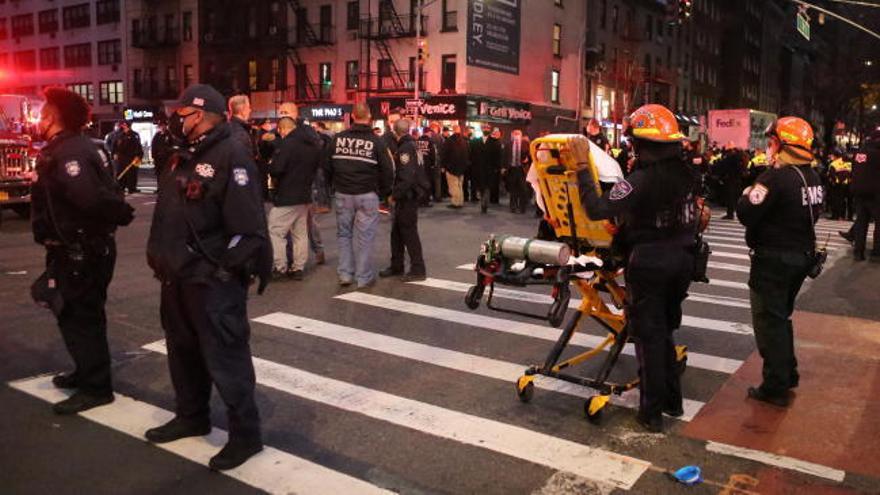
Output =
[{"x1": 463, "y1": 134, "x2": 688, "y2": 423}]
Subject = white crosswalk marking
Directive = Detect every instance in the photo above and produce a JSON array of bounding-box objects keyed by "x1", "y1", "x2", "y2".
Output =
[
  {"x1": 144, "y1": 341, "x2": 652, "y2": 490},
  {"x1": 252, "y1": 312, "x2": 707, "y2": 421},
  {"x1": 9, "y1": 376, "x2": 393, "y2": 494},
  {"x1": 334, "y1": 292, "x2": 743, "y2": 374}
]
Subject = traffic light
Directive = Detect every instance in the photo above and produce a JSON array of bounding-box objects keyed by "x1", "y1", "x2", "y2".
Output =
[
  {"x1": 678, "y1": 0, "x2": 693, "y2": 23},
  {"x1": 418, "y1": 39, "x2": 428, "y2": 65}
]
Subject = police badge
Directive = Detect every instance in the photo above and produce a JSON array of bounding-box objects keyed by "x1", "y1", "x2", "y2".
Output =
[{"x1": 233, "y1": 168, "x2": 249, "y2": 186}]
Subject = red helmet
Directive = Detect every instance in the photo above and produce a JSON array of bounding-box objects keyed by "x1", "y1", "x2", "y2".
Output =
[{"x1": 628, "y1": 104, "x2": 685, "y2": 143}]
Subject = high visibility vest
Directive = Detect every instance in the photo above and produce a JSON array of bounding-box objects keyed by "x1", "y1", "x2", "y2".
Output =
[
  {"x1": 830, "y1": 159, "x2": 852, "y2": 184},
  {"x1": 749, "y1": 153, "x2": 767, "y2": 168},
  {"x1": 611, "y1": 148, "x2": 622, "y2": 158}
]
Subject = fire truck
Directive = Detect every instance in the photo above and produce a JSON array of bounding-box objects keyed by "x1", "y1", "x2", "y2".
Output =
[{"x1": 0, "y1": 94, "x2": 41, "y2": 225}]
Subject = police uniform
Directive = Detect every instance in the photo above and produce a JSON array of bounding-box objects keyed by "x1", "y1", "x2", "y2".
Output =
[
  {"x1": 828, "y1": 157, "x2": 853, "y2": 220},
  {"x1": 114, "y1": 129, "x2": 144, "y2": 194},
  {"x1": 385, "y1": 134, "x2": 430, "y2": 278},
  {"x1": 417, "y1": 133, "x2": 438, "y2": 204},
  {"x1": 31, "y1": 131, "x2": 134, "y2": 409},
  {"x1": 737, "y1": 163, "x2": 823, "y2": 400},
  {"x1": 850, "y1": 141, "x2": 880, "y2": 259},
  {"x1": 146, "y1": 100, "x2": 269, "y2": 455}
]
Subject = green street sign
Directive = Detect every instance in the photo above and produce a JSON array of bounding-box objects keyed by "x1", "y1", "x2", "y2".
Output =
[{"x1": 797, "y1": 12, "x2": 810, "y2": 41}]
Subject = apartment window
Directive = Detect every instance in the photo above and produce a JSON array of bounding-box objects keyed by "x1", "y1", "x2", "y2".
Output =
[
  {"x1": 63, "y1": 4, "x2": 91, "y2": 30},
  {"x1": 40, "y1": 47, "x2": 60, "y2": 70},
  {"x1": 551, "y1": 69, "x2": 560, "y2": 104},
  {"x1": 552, "y1": 24, "x2": 562, "y2": 57},
  {"x1": 165, "y1": 66, "x2": 177, "y2": 93},
  {"x1": 11, "y1": 14, "x2": 35, "y2": 38},
  {"x1": 295, "y1": 8, "x2": 308, "y2": 45},
  {"x1": 295, "y1": 64, "x2": 309, "y2": 99},
  {"x1": 248, "y1": 59, "x2": 258, "y2": 91},
  {"x1": 182, "y1": 12, "x2": 192, "y2": 41},
  {"x1": 13, "y1": 50, "x2": 36, "y2": 72},
  {"x1": 599, "y1": 0, "x2": 607, "y2": 30},
  {"x1": 345, "y1": 60, "x2": 359, "y2": 89},
  {"x1": 38, "y1": 10, "x2": 59, "y2": 34},
  {"x1": 441, "y1": 54, "x2": 456, "y2": 92},
  {"x1": 442, "y1": 0, "x2": 457, "y2": 32},
  {"x1": 247, "y1": 6, "x2": 257, "y2": 38},
  {"x1": 320, "y1": 5, "x2": 332, "y2": 43},
  {"x1": 319, "y1": 62, "x2": 332, "y2": 98},
  {"x1": 611, "y1": 6, "x2": 618, "y2": 34},
  {"x1": 67, "y1": 82, "x2": 94, "y2": 103},
  {"x1": 184, "y1": 64, "x2": 194, "y2": 87},
  {"x1": 377, "y1": 59, "x2": 392, "y2": 89},
  {"x1": 64, "y1": 43, "x2": 92, "y2": 67},
  {"x1": 0, "y1": 18, "x2": 7, "y2": 40},
  {"x1": 645, "y1": 15, "x2": 653, "y2": 41},
  {"x1": 270, "y1": 57, "x2": 280, "y2": 89},
  {"x1": 97, "y1": 39, "x2": 121, "y2": 65},
  {"x1": 99, "y1": 80, "x2": 123, "y2": 105},
  {"x1": 96, "y1": 0, "x2": 120, "y2": 25},
  {"x1": 347, "y1": 1, "x2": 359, "y2": 30}
]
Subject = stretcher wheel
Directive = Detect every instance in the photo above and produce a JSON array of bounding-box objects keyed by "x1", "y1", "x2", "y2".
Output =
[
  {"x1": 516, "y1": 376, "x2": 535, "y2": 403},
  {"x1": 465, "y1": 285, "x2": 484, "y2": 310},
  {"x1": 584, "y1": 395, "x2": 609, "y2": 424}
]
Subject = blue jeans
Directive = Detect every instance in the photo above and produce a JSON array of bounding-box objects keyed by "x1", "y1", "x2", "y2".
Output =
[{"x1": 335, "y1": 192, "x2": 380, "y2": 285}]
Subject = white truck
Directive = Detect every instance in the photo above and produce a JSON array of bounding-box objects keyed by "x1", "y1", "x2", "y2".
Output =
[{"x1": 707, "y1": 109, "x2": 777, "y2": 151}]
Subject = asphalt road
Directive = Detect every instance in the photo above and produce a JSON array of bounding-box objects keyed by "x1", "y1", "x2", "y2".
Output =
[{"x1": 1, "y1": 191, "x2": 878, "y2": 495}]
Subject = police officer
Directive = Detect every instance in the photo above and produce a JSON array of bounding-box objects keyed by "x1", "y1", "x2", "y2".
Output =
[
  {"x1": 828, "y1": 152, "x2": 853, "y2": 220},
  {"x1": 145, "y1": 84, "x2": 271, "y2": 470},
  {"x1": 380, "y1": 118, "x2": 430, "y2": 282},
  {"x1": 573, "y1": 104, "x2": 701, "y2": 433},
  {"x1": 114, "y1": 121, "x2": 144, "y2": 194},
  {"x1": 849, "y1": 128, "x2": 880, "y2": 260},
  {"x1": 150, "y1": 118, "x2": 174, "y2": 180},
  {"x1": 31, "y1": 88, "x2": 134, "y2": 414},
  {"x1": 737, "y1": 117, "x2": 824, "y2": 407},
  {"x1": 323, "y1": 102, "x2": 394, "y2": 288},
  {"x1": 417, "y1": 127, "x2": 438, "y2": 206}
]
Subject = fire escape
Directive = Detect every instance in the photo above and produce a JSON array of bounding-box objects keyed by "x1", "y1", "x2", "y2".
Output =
[
  {"x1": 359, "y1": 0, "x2": 425, "y2": 95},
  {"x1": 284, "y1": 0, "x2": 334, "y2": 104},
  {"x1": 130, "y1": 1, "x2": 182, "y2": 101}
]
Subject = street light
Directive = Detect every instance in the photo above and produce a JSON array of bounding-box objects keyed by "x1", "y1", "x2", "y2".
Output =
[{"x1": 866, "y1": 60, "x2": 874, "y2": 67}]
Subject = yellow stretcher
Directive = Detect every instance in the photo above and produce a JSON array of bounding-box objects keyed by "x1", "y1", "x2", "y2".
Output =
[{"x1": 464, "y1": 134, "x2": 687, "y2": 422}]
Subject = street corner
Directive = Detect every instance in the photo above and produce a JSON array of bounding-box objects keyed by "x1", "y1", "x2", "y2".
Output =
[{"x1": 682, "y1": 310, "x2": 880, "y2": 484}]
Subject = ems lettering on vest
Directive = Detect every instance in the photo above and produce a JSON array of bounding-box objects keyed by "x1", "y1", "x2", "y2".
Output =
[{"x1": 801, "y1": 185, "x2": 824, "y2": 206}]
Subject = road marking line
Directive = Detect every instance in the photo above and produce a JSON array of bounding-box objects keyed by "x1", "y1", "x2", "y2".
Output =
[
  {"x1": 707, "y1": 261, "x2": 750, "y2": 273},
  {"x1": 334, "y1": 292, "x2": 743, "y2": 374},
  {"x1": 253, "y1": 312, "x2": 706, "y2": 421},
  {"x1": 705, "y1": 441, "x2": 845, "y2": 483},
  {"x1": 144, "y1": 341, "x2": 651, "y2": 490},
  {"x1": 708, "y1": 250, "x2": 750, "y2": 261},
  {"x1": 8, "y1": 375, "x2": 392, "y2": 495},
  {"x1": 705, "y1": 232, "x2": 849, "y2": 249},
  {"x1": 409, "y1": 277, "x2": 752, "y2": 333},
  {"x1": 709, "y1": 224, "x2": 859, "y2": 239}
]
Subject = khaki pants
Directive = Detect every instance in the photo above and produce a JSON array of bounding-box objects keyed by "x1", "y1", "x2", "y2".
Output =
[
  {"x1": 268, "y1": 204, "x2": 310, "y2": 271},
  {"x1": 446, "y1": 172, "x2": 463, "y2": 206}
]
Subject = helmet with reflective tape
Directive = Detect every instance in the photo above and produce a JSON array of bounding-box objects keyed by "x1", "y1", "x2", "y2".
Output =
[
  {"x1": 628, "y1": 104, "x2": 685, "y2": 143},
  {"x1": 765, "y1": 117, "x2": 813, "y2": 151}
]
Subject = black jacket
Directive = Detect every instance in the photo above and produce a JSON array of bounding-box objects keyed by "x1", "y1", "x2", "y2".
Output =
[
  {"x1": 32, "y1": 131, "x2": 134, "y2": 245},
  {"x1": 737, "y1": 164, "x2": 824, "y2": 252},
  {"x1": 114, "y1": 130, "x2": 144, "y2": 166},
  {"x1": 441, "y1": 133, "x2": 469, "y2": 176},
  {"x1": 851, "y1": 143, "x2": 880, "y2": 198},
  {"x1": 269, "y1": 124, "x2": 324, "y2": 206},
  {"x1": 147, "y1": 123, "x2": 270, "y2": 285},
  {"x1": 501, "y1": 138, "x2": 531, "y2": 171},
  {"x1": 323, "y1": 123, "x2": 394, "y2": 197},
  {"x1": 229, "y1": 117, "x2": 257, "y2": 159},
  {"x1": 150, "y1": 130, "x2": 174, "y2": 177},
  {"x1": 417, "y1": 134, "x2": 438, "y2": 171},
  {"x1": 393, "y1": 134, "x2": 431, "y2": 201}
]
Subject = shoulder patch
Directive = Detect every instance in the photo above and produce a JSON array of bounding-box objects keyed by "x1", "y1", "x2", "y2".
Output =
[
  {"x1": 195, "y1": 163, "x2": 216, "y2": 178},
  {"x1": 399, "y1": 152, "x2": 411, "y2": 165},
  {"x1": 608, "y1": 179, "x2": 633, "y2": 201},
  {"x1": 855, "y1": 153, "x2": 868, "y2": 164},
  {"x1": 749, "y1": 183, "x2": 769, "y2": 205},
  {"x1": 64, "y1": 160, "x2": 81, "y2": 177},
  {"x1": 232, "y1": 167, "x2": 249, "y2": 186}
]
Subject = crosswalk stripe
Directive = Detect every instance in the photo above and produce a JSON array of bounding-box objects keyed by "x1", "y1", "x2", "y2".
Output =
[
  {"x1": 706, "y1": 442, "x2": 845, "y2": 483},
  {"x1": 707, "y1": 261, "x2": 750, "y2": 273},
  {"x1": 705, "y1": 232, "x2": 850, "y2": 249},
  {"x1": 9, "y1": 375, "x2": 392, "y2": 495},
  {"x1": 335, "y1": 292, "x2": 743, "y2": 374},
  {"x1": 407, "y1": 278, "x2": 752, "y2": 333},
  {"x1": 709, "y1": 224, "x2": 860, "y2": 239},
  {"x1": 252, "y1": 312, "x2": 706, "y2": 422},
  {"x1": 710, "y1": 250, "x2": 750, "y2": 261},
  {"x1": 143, "y1": 341, "x2": 651, "y2": 490}
]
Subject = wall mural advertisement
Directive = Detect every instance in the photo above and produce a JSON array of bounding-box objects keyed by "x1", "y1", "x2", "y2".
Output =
[{"x1": 466, "y1": 0, "x2": 521, "y2": 75}]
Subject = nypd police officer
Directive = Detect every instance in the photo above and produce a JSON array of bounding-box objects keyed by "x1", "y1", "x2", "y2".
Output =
[
  {"x1": 573, "y1": 104, "x2": 701, "y2": 432},
  {"x1": 380, "y1": 118, "x2": 430, "y2": 281},
  {"x1": 31, "y1": 88, "x2": 134, "y2": 414},
  {"x1": 145, "y1": 84, "x2": 270, "y2": 470},
  {"x1": 737, "y1": 117, "x2": 823, "y2": 407}
]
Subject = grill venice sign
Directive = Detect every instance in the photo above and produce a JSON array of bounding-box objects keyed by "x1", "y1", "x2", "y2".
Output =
[{"x1": 467, "y1": 0, "x2": 521, "y2": 75}]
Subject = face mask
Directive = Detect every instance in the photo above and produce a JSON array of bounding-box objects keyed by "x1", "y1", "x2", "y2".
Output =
[{"x1": 169, "y1": 111, "x2": 197, "y2": 142}]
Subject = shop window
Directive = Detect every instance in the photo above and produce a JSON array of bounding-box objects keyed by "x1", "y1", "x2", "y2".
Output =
[
  {"x1": 99, "y1": 80, "x2": 124, "y2": 105},
  {"x1": 551, "y1": 69, "x2": 560, "y2": 104}
]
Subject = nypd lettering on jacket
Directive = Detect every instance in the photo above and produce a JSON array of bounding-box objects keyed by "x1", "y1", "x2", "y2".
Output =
[
  {"x1": 334, "y1": 137, "x2": 377, "y2": 162},
  {"x1": 802, "y1": 184, "x2": 824, "y2": 207}
]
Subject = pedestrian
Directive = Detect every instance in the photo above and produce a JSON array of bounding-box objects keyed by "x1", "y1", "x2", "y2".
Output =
[
  {"x1": 502, "y1": 129, "x2": 531, "y2": 213},
  {"x1": 737, "y1": 117, "x2": 824, "y2": 408},
  {"x1": 267, "y1": 116, "x2": 324, "y2": 280},
  {"x1": 144, "y1": 84, "x2": 271, "y2": 470},
  {"x1": 487, "y1": 128, "x2": 503, "y2": 205},
  {"x1": 417, "y1": 127, "x2": 439, "y2": 206},
  {"x1": 256, "y1": 119, "x2": 276, "y2": 201},
  {"x1": 150, "y1": 118, "x2": 174, "y2": 180},
  {"x1": 311, "y1": 121, "x2": 334, "y2": 213},
  {"x1": 715, "y1": 143, "x2": 744, "y2": 219},
  {"x1": 103, "y1": 121, "x2": 121, "y2": 157},
  {"x1": 573, "y1": 104, "x2": 700, "y2": 432},
  {"x1": 847, "y1": 129, "x2": 880, "y2": 261},
  {"x1": 584, "y1": 118, "x2": 611, "y2": 153},
  {"x1": 380, "y1": 117, "x2": 431, "y2": 282},
  {"x1": 228, "y1": 94, "x2": 257, "y2": 158},
  {"x1": 323, "y1": 103, "x2": 394, "y2": 289},
  {"x1": 468, "y1": 126, "x2": 487, "y2": 207},
  {"x1": 114, "y1": 121, "x2": 144, "y2": 194},
  {"x1": 441, "y1": 125, "x2": 469, "y2": 209},
  {"x1": 30, "y1": 87, "x2": 135, "y2": 414}
]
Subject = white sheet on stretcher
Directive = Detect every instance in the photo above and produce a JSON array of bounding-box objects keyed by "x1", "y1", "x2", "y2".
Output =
[{"x1": 528, "y1": 141, "x2": 625, "y2": 214}]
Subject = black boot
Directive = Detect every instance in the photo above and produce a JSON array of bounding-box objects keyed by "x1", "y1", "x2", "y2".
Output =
[
  {"x1": 635, "y1": 413, "x2": 664, "y2": 433},
  {"x1": 379, "y1": 267, "x2": 403, "y2": 278},
  {"x1": 52, "y1": 373, "x2": 78, "y2": 389},
  {"x1": 52, "y1": 392, "x2": 114, "y2": 415},
  {"x1": 145, "y1": 417, "x2": 212, "y2": 443},
  {"x1": 747, "y1": 386, "x2": 790, "y2": 407},
  {"x1": 209, "y1": 439, "x2": 264, "y2": 471},
  {"x1": 838, "y1": 230, "x2": 854, "y2": 243}
]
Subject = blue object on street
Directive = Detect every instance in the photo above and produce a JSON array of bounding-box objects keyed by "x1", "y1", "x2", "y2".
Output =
[{"x1": 672, "y1": 465, "x2": 703, "y2": 486}]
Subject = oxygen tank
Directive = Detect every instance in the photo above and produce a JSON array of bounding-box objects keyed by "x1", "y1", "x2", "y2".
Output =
[{"x1": 496, "y1": 235, "x2": 571, "y2": 266}]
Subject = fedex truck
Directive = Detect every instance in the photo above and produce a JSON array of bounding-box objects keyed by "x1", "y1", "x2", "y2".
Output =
[{"x1": 707, "y1": 109, "x2": 777, "y2": 151}]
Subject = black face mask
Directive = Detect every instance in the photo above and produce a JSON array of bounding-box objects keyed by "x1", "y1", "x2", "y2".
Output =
[{"x1": 168, "y1": 111, "x2": 196, "y2": 142}]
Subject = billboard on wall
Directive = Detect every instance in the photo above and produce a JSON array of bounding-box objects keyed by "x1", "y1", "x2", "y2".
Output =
[{"x1": 466, "y1": 0, "x2": 521, "y2": 75}]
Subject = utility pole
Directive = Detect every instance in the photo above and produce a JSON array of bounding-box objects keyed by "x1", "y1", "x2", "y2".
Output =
[{"x1": 414, "y1": 0, "x2": 422, "y2": 125}]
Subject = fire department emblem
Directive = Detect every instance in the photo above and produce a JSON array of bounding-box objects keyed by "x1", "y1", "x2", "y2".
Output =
[
  {"x1": 855, "y1": 153, "x2": 868, "y2": 164},
  {"x1": 194, "y1": 163, "x2": 215, "y2": 178},
  {"x1": 64, "y1": 160, "x2": 81, "y2": 177},
  {"x1": 749, "y1": 184, "x2": 769, "y2": 205},
  {"x1": 233, "y1": 168, "x2": 249, "y2": 186}
]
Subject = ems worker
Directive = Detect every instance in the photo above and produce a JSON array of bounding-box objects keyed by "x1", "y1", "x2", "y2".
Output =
[
  {"x1": 380, "y1": 118, "x2": 430, "y2": 281},
  {"x1": 828, "y1": 152, "x2": 853, "y2": 220},
  {"x1": 31, "y1": 87, "x2": 134, "y2": 414},
  {"x1": 849, "y1": 128, "x2": 880, "y2": 260},
  {"x1": 323, "y1": 103, "x2": 394, "y2": 288},
  {"x1": 573, "y1": 104, "x2": 701, "y2": 432},
  {"x1": 145, "y1": 84, "x2": 271, "y2": 470},
  {"x1": 737, "y1": 117, "x2": 823, "y2": 407}
]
